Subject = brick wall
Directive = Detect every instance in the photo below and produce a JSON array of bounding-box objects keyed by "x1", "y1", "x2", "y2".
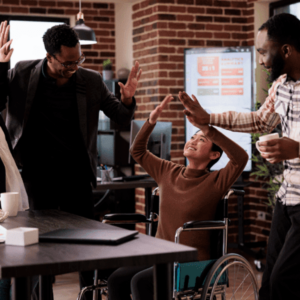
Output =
[
  {"x1": 0, "y1": 0, "x2": 116, "y2": 73},
  {"x1": 132, "y1": 0, "x2": 272, "y2": 245}
]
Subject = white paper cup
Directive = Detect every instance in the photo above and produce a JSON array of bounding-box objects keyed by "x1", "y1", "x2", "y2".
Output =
[
  {"x1": 256, "y1": 133, "x2": 279, "y2": 161},
  {"x1": 0, "y1": 192, "x2": 19, "y2": 217}
]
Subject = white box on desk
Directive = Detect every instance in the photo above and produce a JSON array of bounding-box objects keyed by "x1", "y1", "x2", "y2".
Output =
[{"x1": 5, "y1": 227, "x2": 39, "y2": 246}]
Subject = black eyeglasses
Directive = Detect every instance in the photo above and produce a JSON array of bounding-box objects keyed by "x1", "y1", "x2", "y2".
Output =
[{"x1": 53, "y1": 54, "x2": 85, "y2": 69}]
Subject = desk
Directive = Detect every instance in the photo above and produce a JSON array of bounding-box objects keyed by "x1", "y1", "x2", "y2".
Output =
[{"x1": 0, "y1": 210, "x2": 197, "y2": 300}]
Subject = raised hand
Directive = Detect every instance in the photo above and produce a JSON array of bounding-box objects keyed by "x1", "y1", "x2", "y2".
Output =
[
  {"x1": 0, "y1": 21, "x2": 13, "y2": 63},
  {"x1": 178, "y1": 92, "x2": 210, "y2": 128},
  {"x1": 149, "y1": 94, "x2": 173, "y2": 125},
  {"x1": 118, "y1": 61, "x2": 142, "y2": 106}
]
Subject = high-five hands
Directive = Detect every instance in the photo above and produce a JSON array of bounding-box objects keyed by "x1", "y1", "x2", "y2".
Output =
[
  {"x1": 119, "y1": 61, "x2": 142, "y2": 106},
  {"x1": 0, "y1": 21, "x2": 13, "y2": 63},
  {"x1": 178, "y1": 92, "x2": 210, "y2": 128},
  {"x1": 259, "y1": 137, "x2": 299, "y2": 164},
  {"x1": 149, "y1": 94, "x2": 173, "y2": 125}
]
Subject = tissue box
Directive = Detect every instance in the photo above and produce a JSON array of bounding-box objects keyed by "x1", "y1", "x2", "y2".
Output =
[{"x1": 5, "y1": 227, "x2": 39, "y2": 246}]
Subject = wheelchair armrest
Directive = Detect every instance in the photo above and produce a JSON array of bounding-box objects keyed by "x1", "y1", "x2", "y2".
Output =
[
  {"x1": 102, "y1": 213, "x2": 151, "y2": 223},
  {"x1": 183, "y1": 220, "x2": 225, "y2": 230}
]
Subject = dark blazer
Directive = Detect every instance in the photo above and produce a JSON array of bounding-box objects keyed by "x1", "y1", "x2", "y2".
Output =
[{"x1": 0, "y1": 60, "x2": 136, "y2": 186}]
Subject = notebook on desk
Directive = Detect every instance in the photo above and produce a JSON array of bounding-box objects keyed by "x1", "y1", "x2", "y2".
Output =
[{"x1": 39, "y1": 229, "x2": 138, "y2": 245}]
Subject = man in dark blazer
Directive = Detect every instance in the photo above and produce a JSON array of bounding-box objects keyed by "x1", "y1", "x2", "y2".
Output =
[{"x1": 0, "y1": 21, "x2": 140, "y2": 299}]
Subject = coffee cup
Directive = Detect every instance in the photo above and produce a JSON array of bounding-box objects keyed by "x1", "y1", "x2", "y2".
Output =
[
  {"x1": 256, "y1": 133, "x2": 279, "y2": 161},
  {"x1": 0, "y1": 192, "x2": 19, "y2": 217}
]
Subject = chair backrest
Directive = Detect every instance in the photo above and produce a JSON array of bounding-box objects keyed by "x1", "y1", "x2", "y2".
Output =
[{"x1": 210, "y1": 197, "x2": 227, "y2": 259}]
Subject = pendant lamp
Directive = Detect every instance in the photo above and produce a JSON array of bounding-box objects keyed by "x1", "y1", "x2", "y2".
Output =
[{"x1": 73, "y1": 0, "x2": 97, "y2": 45}]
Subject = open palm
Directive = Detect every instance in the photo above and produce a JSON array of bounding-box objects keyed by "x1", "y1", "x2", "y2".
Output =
[
  {"x1": 0, "y1": 21, "x2": 13, "y2": 63},
  {"x1": 149, "y1": 94, "x2": 173, "y2": 125},
  {"x1": 119, "y1": 61, "x2": 142, "y2": 102}
]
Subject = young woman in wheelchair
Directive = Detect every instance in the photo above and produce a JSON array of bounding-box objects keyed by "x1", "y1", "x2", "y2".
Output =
[{"x1": 107, "y1": 93, "x2": 248, "y2": 300}]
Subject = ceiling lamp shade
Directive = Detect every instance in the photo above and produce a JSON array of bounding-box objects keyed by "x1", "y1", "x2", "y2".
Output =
[{"x1": 73, "y1": 12, "x2": 97, "y2": 45}]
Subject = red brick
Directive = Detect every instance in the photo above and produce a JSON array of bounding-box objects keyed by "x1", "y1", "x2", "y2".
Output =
[
  {"x1": 65, "y1": 9, "x2": 80, "y2": 15},
  {"x1": 224, "y1": 24, "x2": 241, "y2": 31},
  {"x1": 110, "y1": 3, "x2": 114, "y2": 9},
  {"x1": 169, "y1": 55, "x2": 183, "y2": 62},
  {"x1": 213, "y1": 0, "x2": 231, "y2": 7},
  {"x1": 206, "y1": 24, "x2": 223, "y2": 30},
  {"x1": 225, "y1": 8, "x2": 241, "y2": 15},
  {"x1": 48, "y1": 8, "x2": 64, "y2": 14},
  {"x1": 92, "y1": 44, "x2": 109, "y2": 50},
  {"x1": 158, "y1": 14, "x2": 176, "y2": 20},
  {"x1": 169, "y1": 22, "x2": 186, "y2": 29},
  {"x1": 141, "y1": 0, "x2": 150, "y2": 8},
  {"x1": 169, "y1": 39, "x2": 186, "y2": 46},
  {"x1": 232, "y1": 33, "x2": 248, "y2": 39},
  {"x1": 177, "y1": 15, "x2": 194, "y2": 21},
  {"x1": 206, "y1": 8, "x2": 223, "y2": 14},
  {"x1": 187, "y1": 7, "x2": 204, "y2": 14},
  {"x1": 3, "y1": 0, "x2": 19, "y2": 4},
  {"x1": 177, "y1": 0, "x2": 193, "y2": 4},
  {"x1": 177, "y1": 31, "x2": 194, "y2": 38},
  {"x1": 196, "y1": 16, "x2": 213, "y2": 22},
  {"x1": 158, "y1": 30, "x2": 176, "y2": 37},
  {"x1": 231, "y1": 1, "x2": 247, "y2": 8},
  {"x1": 39, "y1": 1, "x2": 56, "y2": 7},
  {"x1": 30, "y1": 7, "x2": 46, "y2": 13},
  {"x1": 195, "y1": 0, "x2": 213, "y2": 6},
  {"x1": 169, "y1": 5, "x2": 186, "y2": 13},
  {"x1": 188, "y1": 40, "x2": 205, "y2": 46},
  {"x1": 99, "y1": 38, "x2": 115, "y2": 43},
  {"x1": 153, "y1": 5, "x2": 168, "y2": 12},
  {"x1": 214, "y1": 16, "x2": 230, "y2": 23},
  {"x1": 232, "y1": 17, "x2": 248, "y2": 23},
  {"x1": 133, "y1": 11, "x2": 144, "y2": 20},
  {"x1": 75, "y1": 3, "x2": 91, "y2": 8},
  {"x1": 214, "y1": 32, "x2": 230, "y2": 39},
  {"x1": 21, "y1": 0, "x2": 37, "y2": 5},
  {"x1": 195, "y1": 32, "x2": 213, "y2": 38},
  {"x1": 57, "y1": 1, "x2": 73, "y2": 7},
  {"x1": 188, "y1": 23, "x2": 205, "y2": 30},
  {"x1": 133, "y1": 3, "x2": 140, "y2": 11},
  {"x1": 99, "y1": 10, "x2": 114, "y2": 16},
  {"x1": 158, "y1": 46, "x2": 176, "y2": 54},
  {"x1": 242, "y1": 9, "x2": 254, "y2": 16},
  {"x1": 223, "y1": 41, "x2": 240, "y2": 47},
  {"x1": 12, "y1": 7, "x2": 28, "y2": 13},
  {"x1": 98, "y1": 23, "x2": 115, "y2": 30},
  {"x1": 207, "y1": 40, "x2": 222, "y2": 47},
  {"x1": 93, "y1": 3, "x2": 108, "y2": 9}
]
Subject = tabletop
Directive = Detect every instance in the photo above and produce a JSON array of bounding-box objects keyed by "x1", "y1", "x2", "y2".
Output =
[
  {"x1": 0, "y1": 210, "x2": 197, "y2": 279},
  {"x1": 95, "y1": 178, "x2": 157, "y2": 191}
]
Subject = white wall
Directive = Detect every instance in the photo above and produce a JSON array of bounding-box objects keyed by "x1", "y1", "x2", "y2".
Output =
[{"x1": 115, "y1": 2, "x2": 133, "y2": 75}]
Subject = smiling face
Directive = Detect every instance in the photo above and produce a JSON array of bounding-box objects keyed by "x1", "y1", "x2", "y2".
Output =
[
  {"x1": 184, "y1": 131, "x2": 218, "y2": 164},
  {"x1": 47, "y1": 43, "x2": 82, "y2": 79},
  {"x1": 256, "y1": 29, "x2": 286, "y2": 82}
]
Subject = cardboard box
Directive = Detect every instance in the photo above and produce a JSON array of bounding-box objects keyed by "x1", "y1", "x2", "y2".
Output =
[{"x1": 5, "y1": 227, "x2": 39, "y2": 246}]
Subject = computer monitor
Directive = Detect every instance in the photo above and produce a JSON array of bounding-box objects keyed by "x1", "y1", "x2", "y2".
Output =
[{"x1": 128, "y1": 120, "x2": 172, "y2": 164}]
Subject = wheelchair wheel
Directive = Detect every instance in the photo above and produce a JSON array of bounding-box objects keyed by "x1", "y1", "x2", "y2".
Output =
[{"x1": 201, "y1": 253, "x2": 258, "y2": 300}]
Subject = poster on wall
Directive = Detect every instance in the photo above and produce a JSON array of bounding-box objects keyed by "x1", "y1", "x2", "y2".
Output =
[{"x1": 184, "y1": 47, "x2": 255, "y2": 172}]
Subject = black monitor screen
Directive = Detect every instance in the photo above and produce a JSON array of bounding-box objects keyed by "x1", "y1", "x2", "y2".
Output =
[{"x1": 128, "y1": 120, "x2": 172, "y2": 164}]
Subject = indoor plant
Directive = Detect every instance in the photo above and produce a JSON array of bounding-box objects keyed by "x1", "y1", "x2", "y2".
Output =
[{"x1": 102, "y1": 59, "x2": 113, "y2": 80}]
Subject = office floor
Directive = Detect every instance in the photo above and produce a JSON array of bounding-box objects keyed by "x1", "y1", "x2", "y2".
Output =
[{"x1": 53, "y1": 251, "x2": 264, "y2": 300}]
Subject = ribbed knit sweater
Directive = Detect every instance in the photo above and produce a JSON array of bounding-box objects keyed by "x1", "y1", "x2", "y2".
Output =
[{"x1": 130, "y1": 120, "x2": 248, "y2": 261}]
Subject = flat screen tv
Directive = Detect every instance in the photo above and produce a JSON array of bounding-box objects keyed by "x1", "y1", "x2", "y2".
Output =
[{"x1": 184, "y1": 47, "x2": 255, "y2": 172}]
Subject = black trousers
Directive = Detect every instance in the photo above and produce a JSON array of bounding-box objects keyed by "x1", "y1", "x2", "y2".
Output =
[
  {"x1": 107, "y1": 266, "x2": 153, "y2": 300},
  {"x1": 22, "y1": 174, "x2": 95, "y2": 300},
  {"x1": 259, "y1": 200, "x2": 300, "y2": 300}
]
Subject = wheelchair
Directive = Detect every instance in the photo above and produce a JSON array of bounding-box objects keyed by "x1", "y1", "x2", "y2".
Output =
[{"x1": 77, "y1": 188, "x2": 259, "y2": 300}]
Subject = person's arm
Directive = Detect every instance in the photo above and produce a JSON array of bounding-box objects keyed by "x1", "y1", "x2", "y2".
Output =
[
  {"x1": 178, "y1": 75, "x2": 286, "y2": 134},
  {"x1": 204, "y1": 125, "x2": 249, "y2": 191},
  {"x1": 0, "y1": 21, "x2": 14, "y2": 111},
  {"x1": 130, "y1": 95, "x2": 174, "y2": 183}
]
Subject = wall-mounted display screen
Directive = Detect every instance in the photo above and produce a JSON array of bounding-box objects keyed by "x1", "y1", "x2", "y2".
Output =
[{"x1": 184, "y1": 47, "x2": 255, "y2": 172}]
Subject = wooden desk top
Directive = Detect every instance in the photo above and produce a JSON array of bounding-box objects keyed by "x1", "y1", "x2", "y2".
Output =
[
  {"x1": 0, "y1": 210, "x2": 197, "y2": 279},
  {"x1": 96, "y1": 178, "x2": 157, "y2": 190}
]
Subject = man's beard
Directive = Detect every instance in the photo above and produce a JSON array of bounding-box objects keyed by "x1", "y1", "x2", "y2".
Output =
[{"x1": 267, "y1": 52, "x2": 285, "y2": 83}]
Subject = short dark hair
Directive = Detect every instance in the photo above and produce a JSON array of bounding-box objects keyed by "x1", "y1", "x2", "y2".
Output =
[
  {"x1": 259, "y1": 13, "x2": 300, "y2": 52},
  {"x1": 195, "y1": 130, "x2": 223, "y2": 171},
  {"x1": 43, "y1": 24, "x2": 79, "y2": 56}
]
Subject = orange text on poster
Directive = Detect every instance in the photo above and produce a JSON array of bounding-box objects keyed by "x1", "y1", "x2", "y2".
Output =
[
  {"x1": 221, "y1": 68, "x2": 243, "y2": 76},
  {"x1": 197, "y1": 56, "x2": 219, "y2": 77},
  {"x1": 222, "y1": 78, "x2": 243, "y2": 85},
  {"x1": 221, "y1": 88, "x2": 244, "y2": 96},
  {"x1": 198, "y1": 79, "x2": 219, "y2": 86}
]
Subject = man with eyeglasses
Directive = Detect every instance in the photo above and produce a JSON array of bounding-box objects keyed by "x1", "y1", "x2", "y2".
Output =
[{"x1": 0, "y1": 21, "x2": 140, "y2": 300}]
